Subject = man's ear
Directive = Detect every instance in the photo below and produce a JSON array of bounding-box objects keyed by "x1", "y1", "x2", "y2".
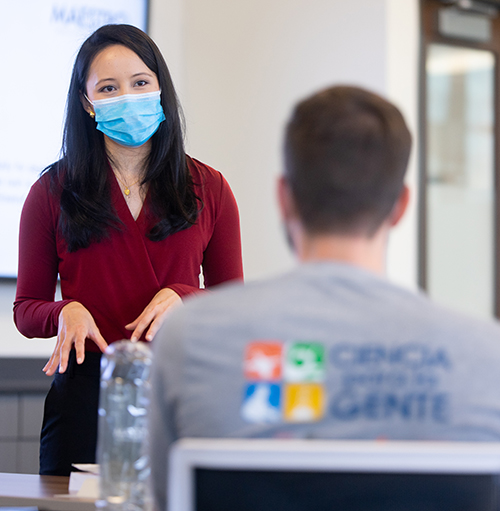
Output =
[
  {"x1": 277, "y1": 175, "x2": 297, "y2": 223},
  {"x1": 389, "y1": 184, "x2": 410, "y2": 227}
]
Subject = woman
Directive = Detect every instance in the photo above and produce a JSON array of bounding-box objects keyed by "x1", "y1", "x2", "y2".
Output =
[{"x1": 13, "y1": 24, "x2": 243, "y2": 476}]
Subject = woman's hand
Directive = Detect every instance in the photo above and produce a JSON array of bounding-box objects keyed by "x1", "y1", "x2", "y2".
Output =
[
  {"x1": 43, "y1": 302, "x2": 108, "y2": 376},
  {"x1": 126, "y1": 288, "x2": 182, "y2": 342}
]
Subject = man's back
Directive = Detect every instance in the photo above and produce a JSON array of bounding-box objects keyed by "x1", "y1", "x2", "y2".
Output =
[{"x1": 152, "y1": 262, "x2": 500, "y2": 444}]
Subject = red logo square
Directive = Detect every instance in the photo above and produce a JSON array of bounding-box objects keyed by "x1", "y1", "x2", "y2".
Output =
[{"x1": 244, "y1": 341, "x2": 283, "y2": 381}]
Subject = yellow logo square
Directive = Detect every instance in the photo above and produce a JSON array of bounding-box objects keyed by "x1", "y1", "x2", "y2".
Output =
[{"x1": 283, "y1": 383, "x2": 325, "y2": 422}]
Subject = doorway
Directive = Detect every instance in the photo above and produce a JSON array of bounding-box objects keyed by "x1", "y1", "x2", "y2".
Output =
[{"x1": 420, "y1": 0, "x2": 500, "y2": 319}]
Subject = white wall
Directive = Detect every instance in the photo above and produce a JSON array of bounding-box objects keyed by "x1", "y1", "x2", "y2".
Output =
[
  {"x1": 0, "y1": 280, "x2": 57, "y2": 357},
  {"x1": 0, "y1": 0, "x2": 420, "y2": 357},
  {"x1": 385, "y1": 0, "x2": 420, "y2": 289},
  {"x1": 180, "y1": 0, "x2": 388, "y2": 281}
]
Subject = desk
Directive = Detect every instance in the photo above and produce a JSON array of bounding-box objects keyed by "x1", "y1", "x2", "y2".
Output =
[{"x1": 0, "y1": 472, "x2": 95, "y2": 511}]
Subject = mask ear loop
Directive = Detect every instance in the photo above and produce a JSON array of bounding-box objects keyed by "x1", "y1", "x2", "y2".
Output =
[{"x1": 83, "y1": 93, "x2": 96, "y2": 119}]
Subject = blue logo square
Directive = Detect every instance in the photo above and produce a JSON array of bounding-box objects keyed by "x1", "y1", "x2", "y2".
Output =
[{"x1": 241, "y1": 383, "x2": 281, "y2": 423}]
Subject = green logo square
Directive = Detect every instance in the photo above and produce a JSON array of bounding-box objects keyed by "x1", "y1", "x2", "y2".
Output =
[{"x1": 284, "y1": 342, "x2": 325, "y2": 382}]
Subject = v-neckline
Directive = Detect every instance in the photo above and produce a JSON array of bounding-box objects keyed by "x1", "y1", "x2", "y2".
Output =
[{"x1": 110, "y1": 167, "x2": 148, "y2": 225}]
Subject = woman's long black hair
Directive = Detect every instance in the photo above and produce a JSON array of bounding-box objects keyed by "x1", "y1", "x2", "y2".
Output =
[{"x1": 49, "y1": 24, "x2": 200, "y2": 252}]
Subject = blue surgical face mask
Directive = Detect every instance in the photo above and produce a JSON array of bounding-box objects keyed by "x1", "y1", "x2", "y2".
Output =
[{"x1": 88, "y1": 90, "x2": 166, "y2": 147}]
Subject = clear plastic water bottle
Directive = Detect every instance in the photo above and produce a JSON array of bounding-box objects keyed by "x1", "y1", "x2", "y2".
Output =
[{"x1": 96, "y1": 340, "x2": 153, "y2": 511}]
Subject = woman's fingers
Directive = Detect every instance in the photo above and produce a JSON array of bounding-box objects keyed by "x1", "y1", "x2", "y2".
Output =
[
  {"x1": 43, "y1": 349, "x2": 61, "y2": 376},
  {"x1": 126, "y1": 288, "x2": 182, "y2": 342},
  {"x1": 58, "y1": 328, "x2": 83, "y2": 373},
  {"x1": 43, "y1": 330, "x2": 67, "y2": 375},
  {"x1": 128, "y1": 309, "x2": 155, "y2": 342},
  {"x1": 143, "y1": 314, "x2": 168, "y2": 342},
  {"x1": 88, "y1": 329, "x2": 108, "y2": 354},
  {"x1": 73, "y1": 328, "x2": 88, "y2": 366},
  {"x1": 43, "y1": 302, "x2": 108, "y2": 376}
]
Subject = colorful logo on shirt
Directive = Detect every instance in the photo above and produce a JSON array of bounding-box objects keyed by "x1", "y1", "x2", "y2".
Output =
[{"x1": 242, "y1": 341, "x2": 326, "y2": 424}]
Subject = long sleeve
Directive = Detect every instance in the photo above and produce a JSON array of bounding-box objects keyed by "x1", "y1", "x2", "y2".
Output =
[
  {"x1": 13, "y1": 176, "x2": 73, "y2": 338},
  {"x1": 202, "y1": 171, "x2": 243, "y2": 288},
  {"x1": 159, "y1": 158, "x2": 243, "y2": 298}
]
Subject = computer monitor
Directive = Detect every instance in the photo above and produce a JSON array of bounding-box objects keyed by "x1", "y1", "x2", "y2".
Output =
[{"x1": 168, "y1": 439, "x2": 500, "y2": 511}]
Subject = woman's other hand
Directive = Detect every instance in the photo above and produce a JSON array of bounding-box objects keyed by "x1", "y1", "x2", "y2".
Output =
[
  {"x1": 126, "y1": 288, "x2": 182, "y2": 342},
  {"x1": 43, "y1": 302, "x2": 108, "y2": 376}
]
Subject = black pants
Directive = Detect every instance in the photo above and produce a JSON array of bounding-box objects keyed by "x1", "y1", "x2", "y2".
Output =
[{"x1": 39, "y1": 351, "x2": 102, "y2": 476}]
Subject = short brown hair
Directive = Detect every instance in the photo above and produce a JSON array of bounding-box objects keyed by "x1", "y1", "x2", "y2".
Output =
[{"x1": 284, "y1": 86, "x2": 412, "y2": 236}]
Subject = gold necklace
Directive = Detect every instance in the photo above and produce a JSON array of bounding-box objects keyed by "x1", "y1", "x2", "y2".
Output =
[{"x1": 113, "y1": 172, "x2": 141, "y2": 199}]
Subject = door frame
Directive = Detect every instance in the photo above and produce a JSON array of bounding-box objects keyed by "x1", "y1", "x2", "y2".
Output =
[{"x1": 419, "y1": 0, "x2": 500, "y2": 317}]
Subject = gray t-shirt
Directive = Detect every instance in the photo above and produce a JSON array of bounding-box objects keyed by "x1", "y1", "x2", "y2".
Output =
[{"x1": 150, "y1": 262, "x2": 500, "y2": 510}]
